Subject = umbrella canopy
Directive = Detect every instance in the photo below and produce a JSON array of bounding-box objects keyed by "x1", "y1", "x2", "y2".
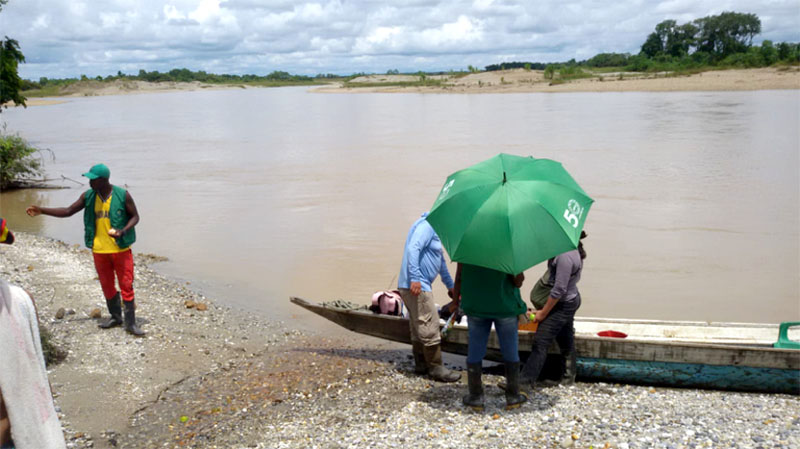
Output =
[{"x1": 426, "y1": 153, "x2": 593, "y2": 275}]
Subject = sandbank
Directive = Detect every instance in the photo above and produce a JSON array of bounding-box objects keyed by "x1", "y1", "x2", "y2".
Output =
[{"x1": 312, "y1": 67, "x2": 800, "y2": 94}]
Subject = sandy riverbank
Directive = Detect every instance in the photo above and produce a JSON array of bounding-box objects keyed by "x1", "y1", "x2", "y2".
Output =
[
  {"x1": 313, "y1": 67, "x2": 800, "y2": 94},
  {"x1": 9, "y1": 80, "x2": 253, "y2": 107},
  {"x1": 8, "y1": 67, "x2": 800, "y2": 109},
  {"x1": 1, "y1": 232, "x2": 798, "y2": 448}
]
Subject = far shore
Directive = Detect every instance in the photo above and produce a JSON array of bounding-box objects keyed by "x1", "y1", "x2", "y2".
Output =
[
  {"x1": 7, "y1": 67, "x2": 800, "y2": 108},
  {"x1": 9, "y1": 80, "x2": 259, "y2": 107},
  {"x1": 315, "y1": 66, "x2": 800, "y2": 94}
]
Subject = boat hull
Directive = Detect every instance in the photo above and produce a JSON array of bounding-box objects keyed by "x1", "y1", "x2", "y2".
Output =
[{"x1": 290, "y1": 297, "x2": 800, "y2": 394}]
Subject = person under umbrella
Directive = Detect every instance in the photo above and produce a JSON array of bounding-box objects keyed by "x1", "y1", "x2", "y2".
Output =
[
  {"x1": 425, "y1": 153, "x2": 593, "y2": 401},
  {"x1": 396, "y1": 212, "x2": 461, "y2": 383},
  {"x1": 451, "y1": 263, "x2": 528, "y2": 411},
  {"x1": 520, "y1": 231, "x2": 588, "y2": 388}
]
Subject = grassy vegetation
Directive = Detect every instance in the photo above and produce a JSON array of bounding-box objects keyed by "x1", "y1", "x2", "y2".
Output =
[
  {"x1": 21, "y1": 69, "x2": 345, "y2": 97},
  {"x1": 0, "y1": 128, "x2": 48, "y2": 190},
  {"x1": 17, "y1": 84, "x2": 63, "y2": 97},
  {"x1": 39, "y1": 325, "x2": 67, "y2": 367},
  {"x1": 342, "y1": 78, "x2": 446, "y2": 88}
]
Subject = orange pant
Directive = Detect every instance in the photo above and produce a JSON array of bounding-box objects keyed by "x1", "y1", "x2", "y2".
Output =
[{"x1": 93, "y1": 249, "x2": 135, "y2": 302}]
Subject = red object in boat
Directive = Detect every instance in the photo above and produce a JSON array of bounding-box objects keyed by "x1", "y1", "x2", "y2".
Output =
[{"x1": 597, "y1": 330, "x2": 628, "y2": 338}]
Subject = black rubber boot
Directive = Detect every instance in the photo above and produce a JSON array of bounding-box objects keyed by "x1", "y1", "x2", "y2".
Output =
[
  {"x1": 541, "y1": 352, "x2": 577, "y2": 387},
  {"x1": 123, "y1": 300, "x2": 145, "y2": 337},
  {"x1": 98, "y1": 292, "x2": 123, "y2": 329},
  {"x1": 412, "y1": 342, "x2": 428, "y2": 375},
  {"x1": 462, "y1": 363, "x2": 484, "y2": 411},
  {"x1": 504, "y1": 362, "x2": 528, "y2": 410},
  {"x1": 423, "y1": 344, "x2": 461, "y2": 383},
  {"x1": 562, "y1": 351, "x2": 577, "y2": 385}
]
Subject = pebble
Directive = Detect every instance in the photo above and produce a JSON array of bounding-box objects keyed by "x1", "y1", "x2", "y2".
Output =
[{"x1": 6, "y1": 232, "x2": 800, "y2": 449}]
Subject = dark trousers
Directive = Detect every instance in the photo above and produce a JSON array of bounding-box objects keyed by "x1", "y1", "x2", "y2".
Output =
[{"x1": 520, "y1": 294, "x2": 581, "y2": 381}]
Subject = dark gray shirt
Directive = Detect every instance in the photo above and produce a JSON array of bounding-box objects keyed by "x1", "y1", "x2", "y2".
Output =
[{"x1": 548, "y1": 249, "x2": 582, "y2": 302}]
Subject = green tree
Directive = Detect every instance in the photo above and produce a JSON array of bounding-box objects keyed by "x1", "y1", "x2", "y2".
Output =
[
  {"x1": 586, "y1": 53, "x2": 632, "y2": 67},
  {"x1": 694, "y1": 12, "x2": 761, "y2": 59},
  {"x1": 1, "y1": 0, "x2": 26, "y2": 111},
  {"x1": 666, "y1": 23, "x2": 698, "y2": 56},
  {"x1": 0, "y1": 131, "x2": 44, "y2": 190},
  {"x1": 641, "y1": 32, "x2": 663, "y2": 57},
  {"x1": 777, "y1": 42, "x2": 792, "y2": 60},
  {"x1": 642, "y1": 19, "x2": 698, "y2": 57},
  {"x1": 0, "y1": 37, "x2": 26, "y2": 110},
  {"x1": 759, "y1": 40, "x2": 778, "y2": 65}
]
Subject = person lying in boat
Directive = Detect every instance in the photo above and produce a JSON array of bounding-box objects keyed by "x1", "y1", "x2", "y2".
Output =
[
  {"x1": 437, "y1": 299, "x2": 464, "y2": 324},
  {"x1": 369, "y1": 290, "x2": 408, "y2": 317}
]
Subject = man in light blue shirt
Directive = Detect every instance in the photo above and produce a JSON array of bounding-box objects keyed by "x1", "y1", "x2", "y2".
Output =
[{"x1": 397, "y1": 212, "x2": 461, "y2": 383}]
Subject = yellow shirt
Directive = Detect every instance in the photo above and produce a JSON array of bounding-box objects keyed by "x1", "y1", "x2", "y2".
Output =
[{"x1": 92, "y1": 194, "x2": 124, "y2": 254}]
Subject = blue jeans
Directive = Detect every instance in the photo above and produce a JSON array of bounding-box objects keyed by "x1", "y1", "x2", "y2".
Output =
[
  {"x1": 521, "y1": 294, "x2": 581, "y2": 381},
  {"x1": 466, "y1": 315, "x2": 520, "y2": 364}
]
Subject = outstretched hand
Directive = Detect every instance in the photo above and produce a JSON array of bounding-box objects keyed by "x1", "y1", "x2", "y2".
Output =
[{"x1": 26, "y1": 206, "x2": 41, "y2": 217}]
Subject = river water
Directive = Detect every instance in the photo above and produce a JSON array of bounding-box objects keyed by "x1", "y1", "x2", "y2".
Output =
[{"x1": 1, "y1": 87, "x2": 797, "y2": 324}]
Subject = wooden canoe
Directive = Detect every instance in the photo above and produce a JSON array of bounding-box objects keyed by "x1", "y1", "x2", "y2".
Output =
[{"x1": 290, "y1": 297, "x2": 800, "y2": 395}]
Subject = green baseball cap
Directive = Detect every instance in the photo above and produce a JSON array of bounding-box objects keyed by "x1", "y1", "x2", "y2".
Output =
[{"x1": 83, "y1": 163, "x2": 110, "y2": 180}]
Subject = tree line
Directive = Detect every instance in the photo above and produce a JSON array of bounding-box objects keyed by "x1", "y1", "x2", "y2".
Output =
[
  {"x1": 485, "y1": 11, "x2": 799, "y2": 73},
  {"x1": 25, "y1": 68, "x2": 319, "y2": 91}
]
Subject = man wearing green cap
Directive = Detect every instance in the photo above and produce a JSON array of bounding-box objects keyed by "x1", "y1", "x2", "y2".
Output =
[{"x1": 26, "y1": 163, "x2": 144, "y2": 336}]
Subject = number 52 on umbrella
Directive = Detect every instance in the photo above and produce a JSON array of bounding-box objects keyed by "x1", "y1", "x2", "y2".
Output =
[{"x1": 426, "y1": 153, "x2": 594, "y2": 275}]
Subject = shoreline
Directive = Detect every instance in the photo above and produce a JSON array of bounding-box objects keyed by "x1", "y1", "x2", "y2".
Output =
[
  {"x1": 313, "y1": 67, "x2": 800, "y2": 94},
  {"x1": 10, "y1": 80, "x2": 262, "y2": 107},
  {"x1": 2, "y1": 232, "x2": 798, "y2": 448},
  {"x1": 7, "y1": 67, "x2": 799, "y2": 109}
]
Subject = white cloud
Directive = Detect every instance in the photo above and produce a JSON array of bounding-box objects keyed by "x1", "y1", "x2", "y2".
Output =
[
  {"x1": 0, "y1": 0, "x2": 796, "y2": 78},
  {"x1": 32, "y1": 14, "x2": 49, "y2": 30},
  {"x1": 419, "y1": 15, "x2": 484, "y2": 46}
]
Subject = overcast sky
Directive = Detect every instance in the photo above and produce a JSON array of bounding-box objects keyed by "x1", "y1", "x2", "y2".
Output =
[{"x1": 1, "y1": 0, "x2": 798, "y2": 79}]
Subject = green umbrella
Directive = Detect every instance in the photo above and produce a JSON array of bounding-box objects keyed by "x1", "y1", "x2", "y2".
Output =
[{"x1": 426, "y1": 153, "x2": 593, "y2": 275}]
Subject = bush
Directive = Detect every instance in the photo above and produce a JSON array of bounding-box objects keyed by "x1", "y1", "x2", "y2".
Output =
[
  {"x1": 0, "y1": 130, "x2": 45, "y2": 190},
  {"x1": 625, "y1": 54, "x2": 654, "y2": 71},
  {"x1": 39, "y1": 325, "x2": 67, "y2": 366},
  {"x1": 721, "y1": 49, "x2": 764, "y2": 68}
]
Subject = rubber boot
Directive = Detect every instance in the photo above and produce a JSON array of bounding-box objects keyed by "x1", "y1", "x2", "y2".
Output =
[
  {"x1": 562, "y1": 351, "x2": 577, "y2": 386},
  {"x1": 461, "y1": 363, "x2": 484, "y2": 411},
  {"x1": 412, "y1": 342, "x2": 428, "y2": 375},
  {"x1": 542, "y1": 352, "x2": 577, "y2": 387},
  {"x1": 98, "y1": 292, "x2": 123, "y2": 329},
  {"x1": 497, "y1": 364, "x2": 533, "y2": 392},
  {"x1": 123, "y1": 300, "x2": 145, "y2": 337},
  {"x1": 423, "y1": 344, "x2": 461, "y2": 383},
  {"x1": 504, "y1": 362, "x2": 528, "y2": 410}
]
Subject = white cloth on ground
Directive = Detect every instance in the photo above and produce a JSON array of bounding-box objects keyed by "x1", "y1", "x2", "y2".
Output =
[{"x1": 0, "y1": 280, "x2": 66, "y2": 449}]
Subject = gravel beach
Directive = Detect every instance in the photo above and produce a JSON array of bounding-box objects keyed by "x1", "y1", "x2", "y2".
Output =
[{"x1": 1, "y1": 232, "x2": 798, "y2": 448}]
